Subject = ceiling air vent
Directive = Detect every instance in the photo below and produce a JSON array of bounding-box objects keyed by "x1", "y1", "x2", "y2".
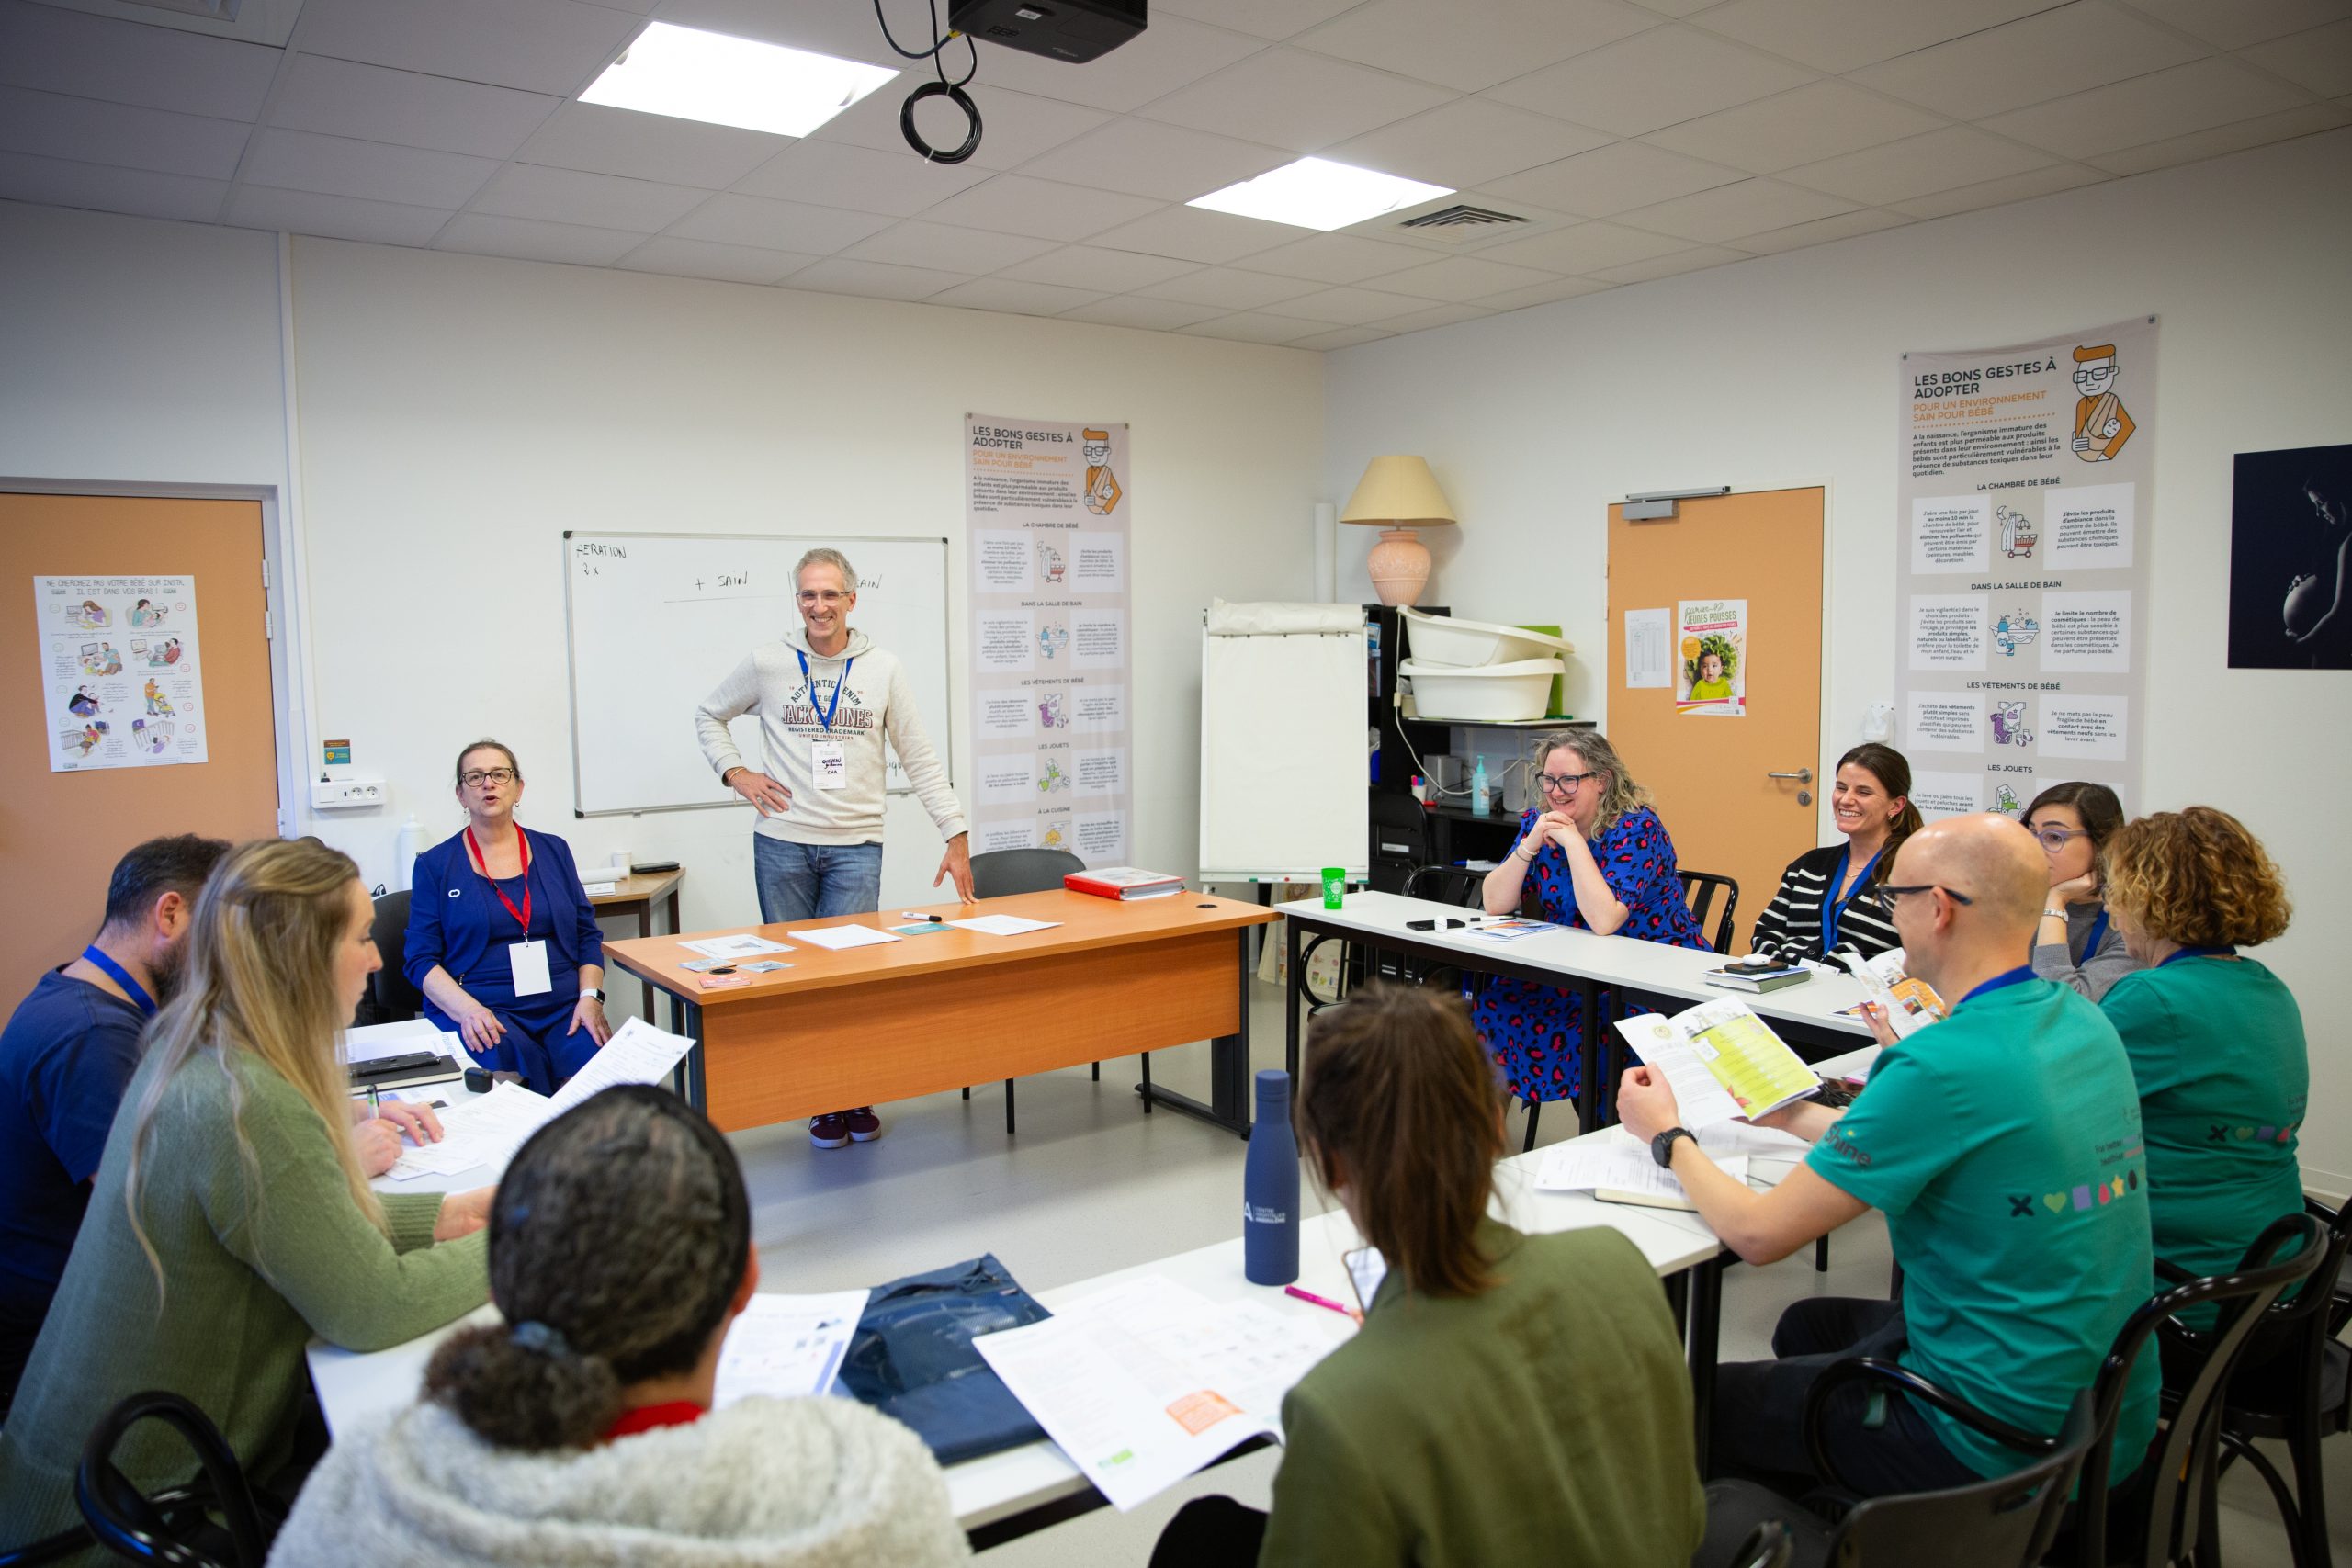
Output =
[{"x1": 1390, "y1": 204, "x2": 1532, "y2": 245}]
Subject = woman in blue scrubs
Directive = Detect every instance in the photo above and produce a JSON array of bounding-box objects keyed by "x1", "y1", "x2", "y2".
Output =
[{"x1": 405, "y1": 739, "x2": 609, "y2": 1093}]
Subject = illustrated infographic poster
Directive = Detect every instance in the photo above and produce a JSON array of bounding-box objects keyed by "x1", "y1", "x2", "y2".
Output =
[
  {"x1": 964, "y1": 414, "x2": 1134, "y2": 865},
  {"x1": 36, "y1": 573, "x2": 209, "y2": 771},
  {"x1": 1676, "y1": 598, "x2": 1747, "y2": 716},
  {"x1": 1895, "y1": 318, "x2": 2154, "y2": 819}
]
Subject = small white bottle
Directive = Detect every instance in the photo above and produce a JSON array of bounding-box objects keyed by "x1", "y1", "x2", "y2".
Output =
[
  {"x1": 1470, "y1": 755, "x2": 1491, "y2": 817},
  {"x1": 394, "y1": 815, "x2": 422, "y2": 893}
]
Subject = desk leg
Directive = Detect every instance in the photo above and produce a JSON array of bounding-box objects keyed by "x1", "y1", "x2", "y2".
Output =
[
  {"x1": 1284, "y1": 919, "x2": 1303, "y2": 1083},
  {"x1": 1687, "y1": 1255, "x2": 1724, "y2": 1478},
  {"x1": 1576, "y1": 976, "x2": 1602, "y2": 1131},
  {"x1": 1132, "y1": 926, "x2": 1253, "y2": 1141},
  {"x1": 634, "y1": 900, "x2": 655, "y2": 1022},
  {"x1": 672, "y1": 998, "x2": 705, "y2": 1112}
]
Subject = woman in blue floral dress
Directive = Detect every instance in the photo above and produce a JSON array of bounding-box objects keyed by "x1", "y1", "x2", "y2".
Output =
[{"x1": 1474, "y1": 730, "x2": 1709, "y2": 1104}]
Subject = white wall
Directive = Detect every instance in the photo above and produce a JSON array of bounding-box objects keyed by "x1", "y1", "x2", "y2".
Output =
[
  {"x1": 1324, "y1": 128, "x2": 2352, "y2": 1187},
  {"x1": 285, "y1": 239, "x2": 1324, "y2": 934}
]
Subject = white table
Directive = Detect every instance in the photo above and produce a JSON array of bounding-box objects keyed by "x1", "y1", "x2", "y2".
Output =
[
  {"x1": 306, "y1": 1122, "x2": 1737, "y2": 1549},
  {"x1": 1275, "y1": 891, "x2": 1874, "y2": 1125}
]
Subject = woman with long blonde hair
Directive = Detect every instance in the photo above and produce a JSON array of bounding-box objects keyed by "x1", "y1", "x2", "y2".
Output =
[{"x1": 0, "y1": 838, "x2": 492, "y2": 1551}]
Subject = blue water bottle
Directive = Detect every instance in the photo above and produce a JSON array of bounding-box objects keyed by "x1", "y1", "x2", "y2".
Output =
[{"x1": 1244, "y1": 1069, "x2": 1300, "y2": 1286}]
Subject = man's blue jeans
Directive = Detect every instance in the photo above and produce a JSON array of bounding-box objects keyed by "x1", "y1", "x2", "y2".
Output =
[{"x1": 754, "y1": 835, "x2": 884, "y2": 923}]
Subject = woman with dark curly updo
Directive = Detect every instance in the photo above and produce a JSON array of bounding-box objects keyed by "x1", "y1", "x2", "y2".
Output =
[
  {"x1": 2098, "y1": 807, "x2": 2305, "y2": 1303},
  {"x1": 269, "y1": 1086, "x2": 969, "y2": 1566}
]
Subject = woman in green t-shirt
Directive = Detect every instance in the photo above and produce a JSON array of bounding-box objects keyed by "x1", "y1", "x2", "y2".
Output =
[{"x1": 2099, "y1": 807, "x2": 2303, "y2": 1295}]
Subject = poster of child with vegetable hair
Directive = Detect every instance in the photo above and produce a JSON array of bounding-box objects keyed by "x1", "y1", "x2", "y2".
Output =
[{"x1": 1676, "y1": 599, "x2": 1747, "y2": 716}]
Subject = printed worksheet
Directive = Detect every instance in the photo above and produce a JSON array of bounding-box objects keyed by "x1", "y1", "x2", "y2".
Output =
[
  {"x1": 680, "y1": 933, "x2": 792, "y2": 960},
  {"x1": 713, "y1": 1291, "x2": 869, "y2": 1406}
]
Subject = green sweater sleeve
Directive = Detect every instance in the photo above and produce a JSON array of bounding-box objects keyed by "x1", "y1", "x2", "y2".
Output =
[
  {"x1": 197, "y1": 1069, "x2": 487, "y2": 1352},
  {"x1": 1259, "y1": 1383, "x2": 1402, "y2": 1567}
]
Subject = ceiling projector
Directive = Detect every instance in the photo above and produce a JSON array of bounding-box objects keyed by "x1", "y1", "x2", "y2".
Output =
[{"x1": 945, "y1": 0, "x2": 1147, "y2": 62}]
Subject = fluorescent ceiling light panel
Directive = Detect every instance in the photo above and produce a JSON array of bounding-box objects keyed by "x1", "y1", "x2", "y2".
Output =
[
  {"x1": 1187, "y1": 158, "x2": 1453, "y2": 232},
  {"x1": 581, "y1": 23, "x2": 899, "y2": 138}
]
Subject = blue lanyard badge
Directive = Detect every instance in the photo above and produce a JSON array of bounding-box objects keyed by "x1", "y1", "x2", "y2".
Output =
[
  {"x1": 2160, "y1": 945, "x2": 2236, "y2": 967},
  {"x1": 2082, "y1": 907, "x2": 2109, "y2": 961},
  {"x1": 796, "y1": 650, "x2": 853, "y2": 733},
  {"x1": 1821, "y1": 845, "x2": 1883, "y2": 954},
  {"x1": 1959, "y1": 965, "x2": 2037, "y2": 1007},
  {"x1": 81, "y1": 944, "x2": 156, "y2": 1017}
]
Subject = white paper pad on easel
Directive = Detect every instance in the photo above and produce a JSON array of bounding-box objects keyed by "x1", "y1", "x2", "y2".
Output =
[
  {"x1": 946, "y1": 914, "x2": 1060, "y2": 936},
  {"x1": 713, "y1": 1291, "x2": 868, "y2": 1406},
  {"x1": 681, "y1": 932, "x2": 792, "y2": 960},
  {"x1": 975, "y1": 1277, "x2": 1346, "y2": 1512},
  {"x1": 786, "y1": 925, "x2": 901, "y2": 951}
]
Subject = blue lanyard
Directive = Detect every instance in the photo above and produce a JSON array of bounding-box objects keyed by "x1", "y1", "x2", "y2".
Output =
[
  {"x1": 1959, "y1": 965, "x2": 2037, "y2": 1007},
  {"x1": 795, "y1": 650, "x2": 853, "y2": 734},
  {"x1": 1820, "y1": 844, "x2": 1883, "y2": 954},
  {"x1": 2082, "y1": 907, "x2": 2109, "y2": 961},
  {"x1": 80, "y1": 944, "x2": 156, "y2": 1017},
  {"x1": 2160, "y1": 945, "x2": 2236, "y2": 967}
]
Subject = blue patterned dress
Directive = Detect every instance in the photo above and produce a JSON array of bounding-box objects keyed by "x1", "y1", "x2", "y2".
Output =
[{"x1": 1472, "y1": 804, "x2": 1711, "y2": 1102}]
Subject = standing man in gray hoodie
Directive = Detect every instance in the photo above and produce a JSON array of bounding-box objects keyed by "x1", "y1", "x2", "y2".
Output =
[{"x1": 695, "y1": 547, "x2": 973, "y2": 1147}]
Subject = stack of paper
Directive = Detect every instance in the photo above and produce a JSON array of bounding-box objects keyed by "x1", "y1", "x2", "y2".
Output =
[
  {"x1": 1534, "y1": 1144, "x2": 1749, "y2": 1211},
  {"x1": 346, "y1": 1017, "x2": 459, "y2": 1066},
  {"x1": 946, "y1": 914, "x2": 1060, "y2": 936},
  {"x1": 384, "y1": 1018, "x2": 697, "y2": 1180},
  {"x1": 785, "y1": 924, "x2": 901, "y2": 952},
  {"x1": 974, "y1": 1278, "x2": 1347, "y2": 1511},
  {"x1": 713, "y1": 1291, "x2": 868, "y2": 1406},
  {"x1": 681, "y1": 933, "x2": 792, "y2": 960}
]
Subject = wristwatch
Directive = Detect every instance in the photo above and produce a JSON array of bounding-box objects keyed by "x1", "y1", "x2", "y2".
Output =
[
  {"x1": 1652, "y1": 1126, "x2": 1696, "y2": 1168},
  {"x1": 580, "y1": 987, "x2": 605, "y2": 1002}
]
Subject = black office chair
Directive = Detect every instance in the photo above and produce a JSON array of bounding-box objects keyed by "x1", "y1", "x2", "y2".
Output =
[
  {"x1": 1679, "y1": 870, "x2": 1740, "y2": 953},
  {"x1": 2177, "y1": 1196, "x2": 2352, "y2": 1568},
  {"x1": 350, "y1": 889, "x2": 420, "y2": 1027},
  {"x1": 963, "y1": 849, "x2": 1125, "y2": 1135},
  {"x1": 1402, "y1": 863, "x2": 1485, "y2": 909},
  {"x1": 2, "y1": 1392, "x2": 267, "y2": 1568}
]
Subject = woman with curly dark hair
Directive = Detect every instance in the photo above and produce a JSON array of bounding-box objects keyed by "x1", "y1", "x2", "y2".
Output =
[{"x1": 2099, "y1": 807, "x2": 2302, "y2": 1296}]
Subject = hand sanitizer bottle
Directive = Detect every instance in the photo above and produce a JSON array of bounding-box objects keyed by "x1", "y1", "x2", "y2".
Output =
[{"x1": 1470, "y1": 755, "x2": 1491, "y2": 817}]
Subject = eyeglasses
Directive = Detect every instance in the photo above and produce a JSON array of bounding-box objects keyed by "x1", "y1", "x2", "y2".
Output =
[
  {"x1": 2025, "y1": 825, "x2": 2086, "y2": 852},
  {"x1": 797, "y1": 590, "x2": 852, "y2": 606},
  {"x1": 459, "y1": 768, "x2": 517, "y2": 788},
  {"x1": 1875, "y1": 883, "x2": 1974, "y2": 911},
  {"x1": 1536, "y1": 770, "x2": 1599, "y2": 795},
  {"x1": 2072, "y1": 367, "x2": 2111, "y2": 384}
]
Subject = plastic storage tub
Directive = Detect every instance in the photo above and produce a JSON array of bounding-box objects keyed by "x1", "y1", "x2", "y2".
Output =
[
  {"x1": 1398, "y1": 605, "x2": 1573, "y2": 668},
  {"x1": 1398, "y1": 658, "x2": 1567, "y2": 722}
]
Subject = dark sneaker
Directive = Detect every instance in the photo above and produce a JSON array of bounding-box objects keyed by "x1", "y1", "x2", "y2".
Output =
[
  {"x1": 809, "y1": 1113, "x2": 850, "y2": 1149},
  {"x1": 844, "y1": 1106, "x2": 883, "y2": 1143}
]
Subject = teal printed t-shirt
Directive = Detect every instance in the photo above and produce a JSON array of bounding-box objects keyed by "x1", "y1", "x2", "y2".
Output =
[
  {"x1": 1806, "y1": 975, "x2": 2158, "y2": 1479},
  {"x1": 2101, "y1": 956, "x2": 2307, "y2": 1287}
]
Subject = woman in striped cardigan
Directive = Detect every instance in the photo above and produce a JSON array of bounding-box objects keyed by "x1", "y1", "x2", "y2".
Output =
[{"x1": 1747, "y1": 743, "x2": 1921, "y2": 961}]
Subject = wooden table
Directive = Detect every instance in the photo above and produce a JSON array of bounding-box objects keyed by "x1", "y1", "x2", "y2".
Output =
[
  {"x1": 585, "y1": 867, "x2": 685, "y2": 1020},
  {"x1": 604, "y1": 890, "x2": 1280, "y2": 1139}
]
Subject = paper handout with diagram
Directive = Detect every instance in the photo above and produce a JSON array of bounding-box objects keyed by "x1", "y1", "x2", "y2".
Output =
[
  {"x1": 1614, "y1": 998, "x2": 1821, "y2": 1126},
  {"x1": 1833, "y1": 948, "x2": 1947, "y2": 1038},
  {"x1": 384, "y1": 1018, "x2": 696, "y2": 1179},
  {"x1": 973, "y1": 1276, "x2": 1346, "y2": 1511}
]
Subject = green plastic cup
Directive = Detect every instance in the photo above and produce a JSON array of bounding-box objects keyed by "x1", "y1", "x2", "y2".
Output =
[{"x1": 1321, "y1": 868, "x2": 1345, "y2": 909}]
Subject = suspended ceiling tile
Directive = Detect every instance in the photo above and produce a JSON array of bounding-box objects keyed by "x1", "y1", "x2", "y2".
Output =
[
  {"x1": 1086, "y1": 202, "x2": 1293, "y2": 264},
  {"x1": 918, "y1": 172, "x2": 1164, "y2": 241},
  {"x1": 1136, "y1": 265, "x2": 1325, "y2": 309},
  {"x1": 1152, "y1": 0, "x2": 1367, "y2": 41},
  {"x1": 224, "y1": 185, "x2": 457, "y2": 245},
  {"x1": 0, "y1": 3, "x2": 280, "y2": 120},
  {"x1": 1177, "y1": 310, "x2": 1330, "y2": 343},
  {"x1": 1254, "y1": 284, "x2": 1433, "y2": 324},
  {"x1": 927, "y1": 276, "x2": 1110, "y2": 316},
  {"x1": 1371, "y1": 253, "x2": 1561, "y2": 300},
  {"x1": 242, "y1": 128, "x2": 501, "y2": 209},
  {"x1": 1292, "y1": 0, "x2": 1660, "y2": 94},
  {"x1": 665, "y1": 191, "x2": 896, "y2": 252},
  {"x1": 731, "y1": 138, "x2": 994, "y2": 215},
  {"x1": 1980, "y1": 58, "x2": 2307, "y2": 159},
  {"x1": 1230, "y1": 231, "x2": 1440, "y2": 284},
  {"x1": 288, "y1": 0, "x2": 639, "y2": 98},
  {"x1": 2116, "y1": 0, "x2": 2352, "y2": 51},
  {"x1": 1691, "y1": 0, "x2": 2071, "y2": 74},
  {"x1": 1848, "y1": 3, "x2": 2203, "y2": 120},
  {"x1": 516, "y1": 102, "x2": 789, "y2": 190},
  {"x1": 469, "y1": 163, "x2": 712, "y2": 232},
  {"x1": 1589, "y1": 243, "x2": 1748, "y2": 282},
  {"x1": 434, "y1": 211, "x2": 648, "y2": 265},
  {"x1": 1487, "y1": 25, "x2": 1814, "y2": 137},
  {"x1": 1373, "y1": 300, "x2": 1496, "y2": 333},
  {"x1": 0, "y1": 148, "x2": 226, "y2": 221},
  {"x1": 1730, "y1": 206, "x2": 1912, "y2": 254},
  {"x1": 1136, "y1": 48, "x2": 1455, "y2": 152},
  {"x1": 1641, "y1": 81, "x2": 1947, "y2": 175},
  {"x1": 1324, "y1": 97, "x2": 1614, "y2": 189},
  {"x1": 1883, "y1": 162, "x2": 2107, "y2": 219},
  {"x1": 997, "y1": 243, "x2": 1204, "y2": 292},
  {"x1": 1058, "y1": 294, "x2": 1234, "y2": 330},
  {"x1": 1613, "y1": 176, "x2": 1856, "y2": 243},
  {"x1": 840, "y1": 219, "x2": 1060, "y2": 271},
  {"x1": 2237, "y1": 18, "x2": 2352, "y2": 96},
  {"x1": 1471, "y1": 274, "x2": 1619, "y2": 310},
  {"x1": 0, "y1": 85, "x2": 251, "y2": 181},
  {"x1": 1284, "y1": 324, "x2": 1397, "y2": 349},
  {"x1": 784, "y1": 255, "x2": 971, "y2": 300},
  {"x1": 615, "y1": 234, "x2": 817, "y2": 285},
  {"x1": 1779, "y1": 124, "x2": 2055, "y2": 205},
  {"x1": 1015, "y1": 118, "x2": 1293, "y2": 201},
  {"x1": 268, "y1": 55, "x2": 560, "y2": 160},
  {"x1": 808, "y1": 84, "x2": 1112, "y2": 172},
  {"x1": 2084, "y1": 100, "x2": 2351, "y2": 175},
  {"x1": 1486, "y1": 140, "x2": 1745, "y2": 216},
  {"x1": 1474, "y1": 217, "x2": 1686, "y2": 270}
]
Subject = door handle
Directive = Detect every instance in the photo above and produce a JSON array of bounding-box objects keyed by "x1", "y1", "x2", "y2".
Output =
[{"x1": 1767, "y1": 768, "x2": 1813, "y2": 783}]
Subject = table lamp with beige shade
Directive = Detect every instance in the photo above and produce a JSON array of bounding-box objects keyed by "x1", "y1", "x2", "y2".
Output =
[{"x1": 1340, "y1": 456, "x2": 1456, "y2": 606}]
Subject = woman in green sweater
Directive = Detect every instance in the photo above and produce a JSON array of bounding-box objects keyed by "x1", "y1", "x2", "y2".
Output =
[
  {"x1": 0, "y1": 838, "x2": 492, "y2": 1553},
  {"x1": 1152, "y1": 982, "x2": 1704, "y2": 1568}
]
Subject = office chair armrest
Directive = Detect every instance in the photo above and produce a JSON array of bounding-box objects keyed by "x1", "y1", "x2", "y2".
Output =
[{"x1": 1804, "y1": 1357, "x2": 2054, "y2": 1489}]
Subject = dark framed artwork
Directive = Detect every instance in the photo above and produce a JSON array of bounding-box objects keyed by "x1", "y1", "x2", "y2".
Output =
[{"x1": 2229, "y1": 443, "x2": 2352, "y2": 670}]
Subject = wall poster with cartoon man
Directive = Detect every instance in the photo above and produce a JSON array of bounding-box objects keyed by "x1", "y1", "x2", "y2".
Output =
[
  {"x1": 1676, "y1": 599, "x2": 1747, "y2": 716},
  {"x1": 2230, "y1": 442, "x2": 2352, "y2": 671},
  {"x1": 33, "y1": 572, "x2": 209, "y2": 772}
]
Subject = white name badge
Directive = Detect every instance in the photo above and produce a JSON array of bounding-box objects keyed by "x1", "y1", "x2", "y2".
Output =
[
  {"x1": 509, "y1": 939, "x2": 552, "y2": 997},
  {"x1": 811, "y1": 738, "x2": 847, "y2": 790}
]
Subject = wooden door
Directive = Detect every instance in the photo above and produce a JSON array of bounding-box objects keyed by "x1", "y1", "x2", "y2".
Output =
[
  {"x1": 1606, "y1": 489, "x2": 1824, "y2": 953},
  {"x1": 0, "y1": 494, "x2": 280, "y2": 1000}
]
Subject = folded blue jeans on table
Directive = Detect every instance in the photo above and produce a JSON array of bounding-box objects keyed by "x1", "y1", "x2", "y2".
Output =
[{"x1": 836, "y1": 1253, "x2": 1052, "y2": 1465}]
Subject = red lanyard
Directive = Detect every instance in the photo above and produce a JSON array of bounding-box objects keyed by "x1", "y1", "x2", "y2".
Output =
[{"x1": 464, "y1": 826, "x2": 533, "y2": 934}]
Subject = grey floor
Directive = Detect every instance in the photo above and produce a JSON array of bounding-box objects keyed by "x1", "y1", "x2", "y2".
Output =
[{"x1": 728, "y1": 974, "x2": 2344, "y2": 1565}]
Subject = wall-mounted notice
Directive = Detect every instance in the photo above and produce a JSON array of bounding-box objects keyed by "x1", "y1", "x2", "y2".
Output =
[
  {"x1": 35, "y1": 574, "x2": 209, "y2": 772},
  {"x1": 965, "y1": 415, "x2": 1134, "y2": 865},
  {"x1": 1677, "y1": 598, "x2": 1747, "y2": 716},
  {"x1": 1895, "y1": 318, "x2": 2154, "y2": 818}
]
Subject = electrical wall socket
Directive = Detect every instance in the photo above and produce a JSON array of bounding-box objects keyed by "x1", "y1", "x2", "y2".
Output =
[{"x1": 311, "y1": 777, "x2": 387, "y2": 809}]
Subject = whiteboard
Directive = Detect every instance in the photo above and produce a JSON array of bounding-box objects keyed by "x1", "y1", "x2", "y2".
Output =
[
  {"x1": 564, "y1": 532, "x2": 951, "y2": 817},
  {"x1": 1198, "y1": 627, "x2": 1369, "y2": 881}
]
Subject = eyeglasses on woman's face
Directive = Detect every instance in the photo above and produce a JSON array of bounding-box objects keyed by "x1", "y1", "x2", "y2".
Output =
[
  {"x1": 459, "y1": 768, "x2": 517, "y2": 789},
  {"x1": 1537, "y1": 770, "x2": 1599, "y2": 796},
  {"x1": 2023, "y1": 823, "x2": 2086, "y2": 853}
]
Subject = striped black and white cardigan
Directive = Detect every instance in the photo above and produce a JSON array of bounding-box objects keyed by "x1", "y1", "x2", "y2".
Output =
[{"x1": 1747, "y1": 843, "x2": 1902, "y2": 960}]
